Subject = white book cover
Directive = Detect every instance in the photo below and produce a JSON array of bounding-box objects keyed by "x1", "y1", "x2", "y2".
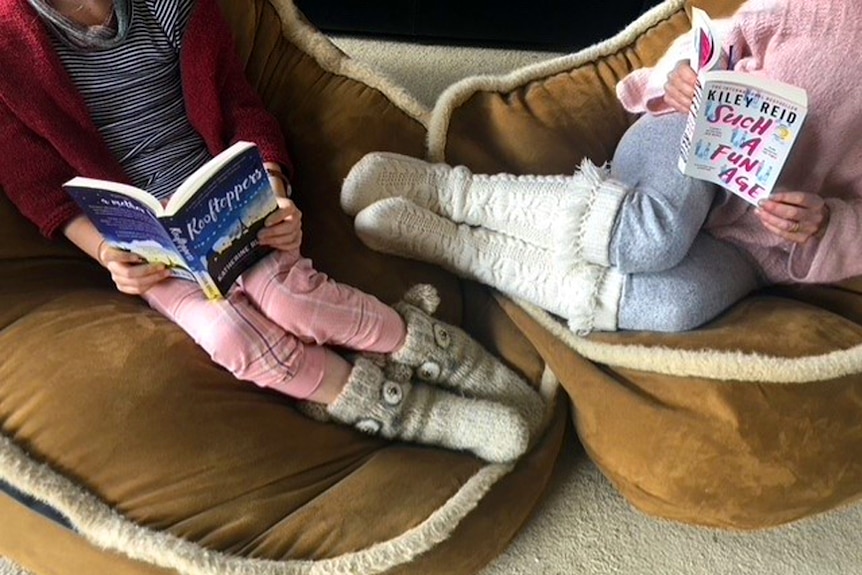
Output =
[{"x1": 677, "y1": 8, "x2": 808, "y2": 205}]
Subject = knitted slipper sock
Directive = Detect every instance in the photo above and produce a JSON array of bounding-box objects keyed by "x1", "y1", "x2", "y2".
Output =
[
  {"x1": 294, "y1": 357, "x2": 413, "y2": 423},
  {"x1": 325, "y1": 356, "x2": 529, "y2": 463},
  {"x1": 388, "y1": 284, "x2": 547, "y2": 441},
  {"x1": 341, "y1": 152, "x2": 452, "y2": 217}
]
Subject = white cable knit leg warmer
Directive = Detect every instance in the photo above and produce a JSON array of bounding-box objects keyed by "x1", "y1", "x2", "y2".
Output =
[
  {"x1": 342, "y1": 152, "x2": 629, "y2": 265},
  {"x1": 354, "y1": 197, "x2": 624, "y2": 333}
]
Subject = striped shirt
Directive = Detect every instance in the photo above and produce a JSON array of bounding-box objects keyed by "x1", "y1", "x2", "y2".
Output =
[{"x1": 47, "y1": 0, "x2": 213, "y2": 201}]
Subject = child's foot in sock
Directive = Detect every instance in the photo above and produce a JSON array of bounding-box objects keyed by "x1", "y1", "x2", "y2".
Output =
[
  {"x1": 315, "y1": 356, "x2": 530, "y2": 463},
  {"x1": 389, "y1": 284, "x2": 547, "y2": 442}
]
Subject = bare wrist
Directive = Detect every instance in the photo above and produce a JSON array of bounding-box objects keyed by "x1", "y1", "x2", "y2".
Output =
[
  {"x1": 96, "y1": 239, "x2": 108, "y2": 266},
  {"x1": 265, "y1": 167, "x2": 292, "y2": 197}
]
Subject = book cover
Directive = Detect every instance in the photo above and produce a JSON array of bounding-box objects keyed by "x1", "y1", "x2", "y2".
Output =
[
  {"x1": 677, "y1": 9, "x2": 808, "y2": 205},
  {"x1": 64, "y1": 141, "x2": 278, "y2": 299}
]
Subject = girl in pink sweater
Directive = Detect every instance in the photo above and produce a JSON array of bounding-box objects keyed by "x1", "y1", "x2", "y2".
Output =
[
  {"x1": 342, "y1": 0, "x2": 858, "y2": 333},
  {"x1": 0, "y1": 0, "x2": 544, "y2": 462}
]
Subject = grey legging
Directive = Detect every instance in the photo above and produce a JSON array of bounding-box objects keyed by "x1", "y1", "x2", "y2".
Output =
[{"x1": 607, "y1": 113, "x2": 765, "y2": 332}]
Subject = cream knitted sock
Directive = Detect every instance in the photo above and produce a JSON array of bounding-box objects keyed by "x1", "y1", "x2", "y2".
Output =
[
  {"x1": 341, "y1": 152, "x2": 629, "y2": 264},
  {"x1": 325, "y1": 356, "x2": 529, "y2": 463},
  {"x1": 388, "y1": 284, "x2": 547, "y2": 441},
  {"x1": 354, "y1": 197, "x2": 624, "y2": 333}
]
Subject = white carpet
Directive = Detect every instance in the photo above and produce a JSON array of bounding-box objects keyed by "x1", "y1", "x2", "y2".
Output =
[
  {"x1": 330, "y1": 35, "x2": 862, "y2": 575},
  {"x1": 481, "y1": 437, "x2": 862, "y2": 575}
]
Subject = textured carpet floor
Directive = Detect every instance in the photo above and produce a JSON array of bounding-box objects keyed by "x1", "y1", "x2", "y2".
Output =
[
  {"x1": 479, "y1": 436, "x2": 862, "y2": 575},
  {"x1": 330, "y1": 34, "x2": 862, "y2": 575}
]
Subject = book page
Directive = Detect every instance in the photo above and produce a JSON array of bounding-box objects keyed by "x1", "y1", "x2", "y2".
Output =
[
  {"x1": 165, "y1": 140, "x2": 257, "y2": 215},
  {"x1": 691, "y1": 7, "x2": 724, "y2": 73}
]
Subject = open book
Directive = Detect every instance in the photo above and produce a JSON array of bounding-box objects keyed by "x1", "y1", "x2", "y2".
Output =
[
  {"x1": 677, "y1": 8, "x2": 808, "y2": 205},
  {"x1": 64, "y1": 141, "x2": 278, "y2": 300}
]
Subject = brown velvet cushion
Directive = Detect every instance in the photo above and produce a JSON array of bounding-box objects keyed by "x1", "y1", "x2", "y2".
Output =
[
  {"x1": 429, "y1": 0, "x2": 862, "y2": 529},
  {"x1": 0, "y1": 1, "x2": 565, "y2": 574}
]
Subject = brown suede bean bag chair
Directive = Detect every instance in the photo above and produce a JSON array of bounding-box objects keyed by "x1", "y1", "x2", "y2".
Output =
[
  {"x1": 428, "y1": 0, "x2": 862, "y2": 530},
  {"x1": 0, "y1": 1, "x2": 566, "y2": 574},
  {"x1": 4, "y1": 1, "x2": 862, "y2": 574}
]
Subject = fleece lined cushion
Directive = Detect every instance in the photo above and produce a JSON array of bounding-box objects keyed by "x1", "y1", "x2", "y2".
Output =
[
  {"x1": 427, "y1": 0, "x2": 748, "y2": 173},
  {"x1": 499, "y1": 291, "x2": 862, "y2": 529},
  {"x1": 0, "y1": 1, "x2": 564, "y2": 574},
  {"x1": 429, "y1": 0, "x2": 862, "y2": 529}
]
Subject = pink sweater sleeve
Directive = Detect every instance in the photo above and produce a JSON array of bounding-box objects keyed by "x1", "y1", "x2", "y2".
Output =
[
  {"x1": 789, "y1": 198, "x2": 862, "y2": 284},
  {"x1": 615, "y1": 31, "x2": 693, "y2": 115}
]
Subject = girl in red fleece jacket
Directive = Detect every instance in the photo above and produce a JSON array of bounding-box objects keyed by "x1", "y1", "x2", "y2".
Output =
[{"x1": 0, "y1": 0, "x2": 546, "y2": 462}]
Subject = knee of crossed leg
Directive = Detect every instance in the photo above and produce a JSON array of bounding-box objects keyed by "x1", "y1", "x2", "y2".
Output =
[{"x1": 638, "y1": 291, "x2": 719, "y2": 333}]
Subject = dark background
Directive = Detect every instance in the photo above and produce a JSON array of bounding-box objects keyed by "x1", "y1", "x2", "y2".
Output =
[{"x1": 295, "y1": 1, "x2": 666, "y2": 52}]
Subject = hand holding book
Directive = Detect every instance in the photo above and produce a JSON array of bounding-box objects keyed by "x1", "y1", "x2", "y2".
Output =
[
  {"x1": 663, "y1": 60, "x2": 698, "y2": 116},
  {"x1": 258, "y1": 197, "x2": 303, "y2": 253},
  {"x1": 98, "y1": 240, "x2": 172, "y2": 295},
  {"x1": 755, "y1": 191, "x2": 831, "y2": 244},
  {"x1": 676, "y1": 8, "x2": 809, "y2": 206},
  {"x1": 64, "y1": 141, "x2": 279, "y2": 300}
]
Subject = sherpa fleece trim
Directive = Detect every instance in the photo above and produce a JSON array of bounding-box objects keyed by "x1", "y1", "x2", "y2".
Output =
[
  {"x1": 506, "y1": 296, "x2": 862, "y2": 384},
  {"x1": 267, "y1": 0, "x2": 430, "y2": 124},
  {"x1": 0, "y1": 434, "x2": 513, "y2": 575},
  {"x1": 426, "y1": 0, "x2": 688, "y2": 161},
  {"x1": 0, "y1": 557, "x2": 34, "y2": 575}
]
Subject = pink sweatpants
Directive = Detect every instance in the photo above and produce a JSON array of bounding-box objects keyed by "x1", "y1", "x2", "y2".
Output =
[{"x1": 143, "y1": 250, "x2": 406, "y2": 399}]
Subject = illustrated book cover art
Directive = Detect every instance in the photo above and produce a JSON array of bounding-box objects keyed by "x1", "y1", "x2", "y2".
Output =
[
  {"x1": 64, "y1": 141, "x2": 278, "y2": 300},
  {"x1": 677, "y1": 8, "x2": 808, "y2": 205}
]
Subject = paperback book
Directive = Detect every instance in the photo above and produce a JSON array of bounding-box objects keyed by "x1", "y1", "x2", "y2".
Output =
[
  {"x1": 677, "y1": 8, "x2": 808, "y2": 205},
  {"x1": 64, "y1": 141, "x2": 278, "y2": 300}
]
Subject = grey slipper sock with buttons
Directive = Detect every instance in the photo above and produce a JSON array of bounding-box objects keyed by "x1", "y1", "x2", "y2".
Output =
[
  {"x1": 324, "y1": 356, "x2": 529, "y2": 463},
  {"x1": 389, "y1": 284, "x2": 547, "y2": 442}
]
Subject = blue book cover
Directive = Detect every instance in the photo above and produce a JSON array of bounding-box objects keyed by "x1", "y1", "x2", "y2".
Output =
[{"x1": 64, "y1": 141, "x2": 278, "y2": 299}]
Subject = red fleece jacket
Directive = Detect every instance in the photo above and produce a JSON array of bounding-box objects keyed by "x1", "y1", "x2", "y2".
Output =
[{"x1": 0, "y1": 0, "x2": 293, "y2": 238}]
